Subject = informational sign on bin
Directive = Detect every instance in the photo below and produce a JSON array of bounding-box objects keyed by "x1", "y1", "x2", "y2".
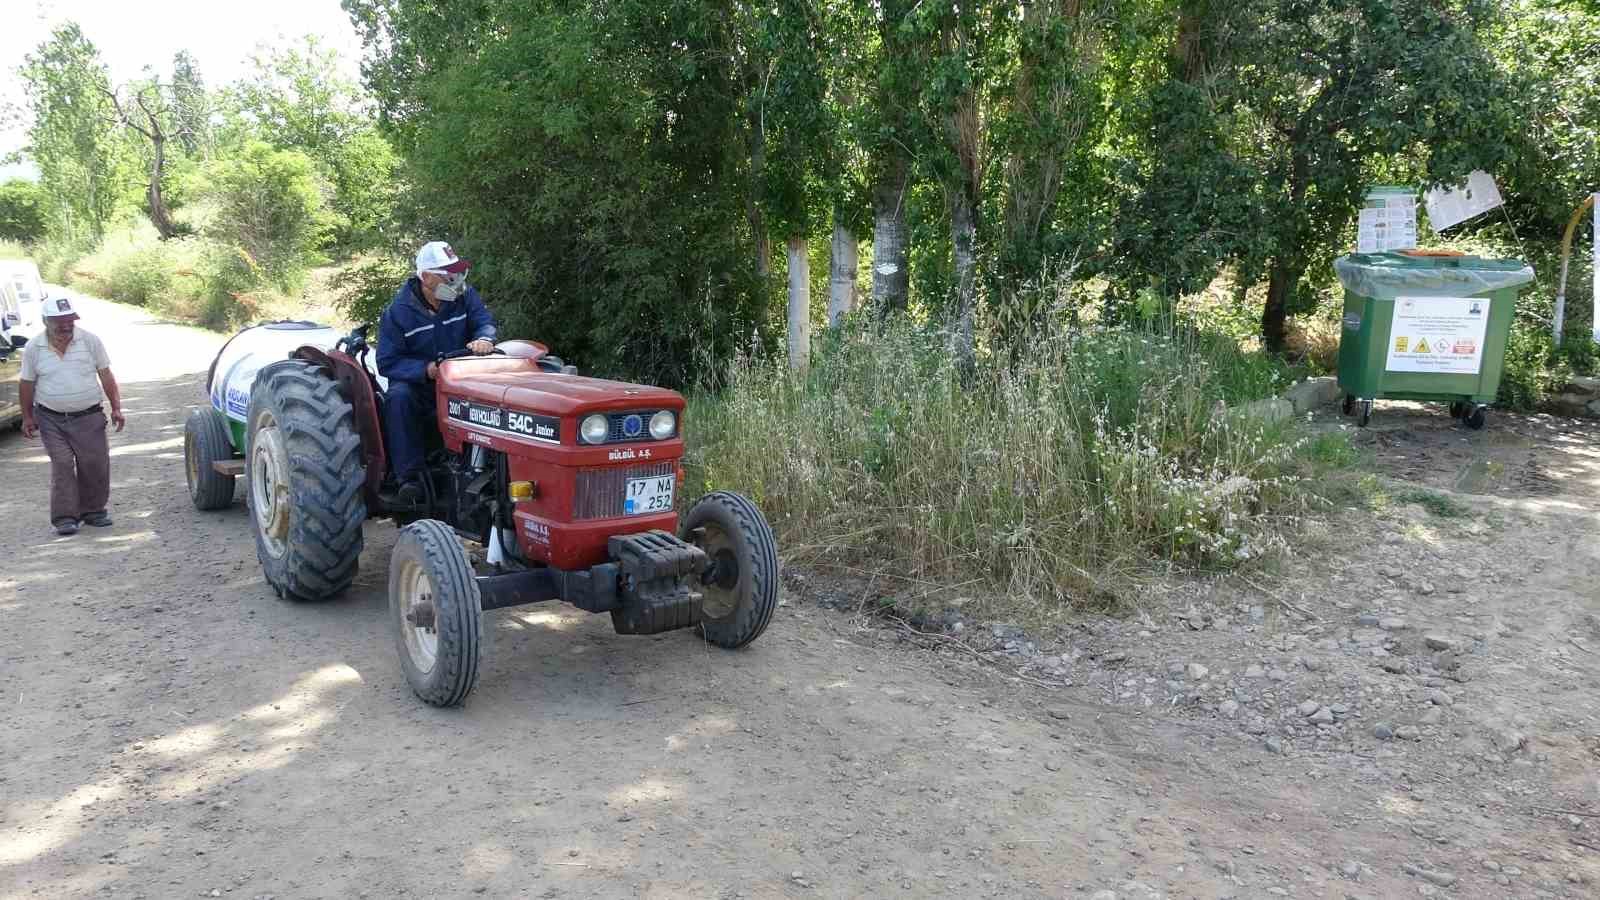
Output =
[
  {"x1": 1385, "y1": 296, "x2": 1491, "y2": 375},
  {"x1": 1358, "y1": 187, "x2": 1417, "y2": 253}
]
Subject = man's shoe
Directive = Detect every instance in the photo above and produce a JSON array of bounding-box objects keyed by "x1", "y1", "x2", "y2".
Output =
[
  {"x1": 396, "y1": 479, "x2": 425, "y2": 506},
  {"x1": 54, "y1": 520, "x2": 80, "y2": 536},
  {"x1": 81, "y1": 512, "x2": 113, "y2": 527}
]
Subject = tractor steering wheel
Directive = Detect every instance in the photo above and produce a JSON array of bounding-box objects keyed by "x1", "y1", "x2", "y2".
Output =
[{"x1": 437, "y1": 345, "x2": 507, "y2": 362}]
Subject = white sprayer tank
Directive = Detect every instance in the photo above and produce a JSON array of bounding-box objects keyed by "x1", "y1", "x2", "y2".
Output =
[{"x1": 207, "y1": 321, "x2": 346, "y2": 442}]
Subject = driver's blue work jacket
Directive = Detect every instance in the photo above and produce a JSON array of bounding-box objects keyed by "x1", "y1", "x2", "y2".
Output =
[{"x1": 377, "y1": 277, "x2": 497, "y2": 384}]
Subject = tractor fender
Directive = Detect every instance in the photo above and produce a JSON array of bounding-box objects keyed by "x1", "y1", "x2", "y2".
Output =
[{"x1": 292, "y1": 345, "x2": 387, "y2": 509}]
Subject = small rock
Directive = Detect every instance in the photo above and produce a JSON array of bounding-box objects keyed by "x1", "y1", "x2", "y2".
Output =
[
  {"x1": 1244, "y1": 664, "x2": 1267, "y2": 678},
  {"x1": 1481, "y1": 860, "x2": 1500, "y2": 872},
  {"x1": 1380, "y1": 617, "x2": 1408, "y2": 631},
  {"x1": 1425, "y1": 689, "x2": 1453, "y2": 707},
  {"x1": 1298, "y1": 700, "x2": 1321, "y2": 717},
  {"x1": 1493, "y1": 730, "x2": 1527, "y2": 754},
  {"x1": 1374, "y1": 722, "x2": 1396, "y2": 740},
  {"x1": 1047, "y1": 707, "x2": 1072, "y2": 720},
  {"x1": 1044, "y1": 760, "x2": 1062, "y2": 772},
  {"x1": 1402, "y1": 864, "x2": 1457, "y2": 888},
  {"x1": 1396, "y1": 725, "x2": 1421, "y2": 741},
  {"x1": 1101, "y1": 650, "x2": 1128, "y2": 664},
  {"x1": 1267, "y1": 668, "x2": 1290, "y2": 682},
  {"x1": 1357, "y1": 613, "x2": 1381, "y2": 627},
  {"x1": 1263, "y1": 736, "x2": 1285, "y2": 754},
  {"x1": 1219, "y1": 699, "x2": 1240, "y2": 718},
  {"x1": 1300, "y1": 657, "x2": 1324, "y2": 672},
  {"x1": 1186, "y1": 663, "x2": 1210, "y2": 680},
  {"x1": 1423, "y1": 634, "x2": 1457, "y2": 651},
  {"x1": 1381, "y1": 660, "x2": 1410, "y2": 675},
  {"x1": 1310, "y1": 706, "x2": 1335, "y2": 725},
  {"x1": 1419, "y1": 708, "x2": 1443, "y2": 725},
  {"x1": 1089, "y1": 892, "x2": 1117, "y2": 900},
  {"x1": 1341, "y1": 860, "x2": 1361, "y2": 879}
]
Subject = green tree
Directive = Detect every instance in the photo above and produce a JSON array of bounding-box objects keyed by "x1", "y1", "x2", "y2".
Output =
[
  {"x1": 0, "y1": 179, "x2": 47, "y2": 243},
  {"x1": 18, "y1": 23, "x2": 134, "y2": 240},
  {"x1": 229, "y1": 36, "x2": 398, "y2": 250},
  {"x1": 170, "y1": 51, "x2": 212, "y2": 159},
  {"x1": 203, "y1": 141, "x2": 330, "y2": 287}
]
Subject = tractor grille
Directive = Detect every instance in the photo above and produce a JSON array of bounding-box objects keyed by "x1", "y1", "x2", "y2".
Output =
[
  {"x1": 574, "y1": 462, "x2": 676, "y2": 520},
  {"x1": 606, "y1": 410, "x2": 675, "y2": 443}
]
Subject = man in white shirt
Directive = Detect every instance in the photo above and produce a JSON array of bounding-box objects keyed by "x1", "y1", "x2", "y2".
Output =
[{"x1": 19, "y1": 296, "x2": 126, "y2": 536}]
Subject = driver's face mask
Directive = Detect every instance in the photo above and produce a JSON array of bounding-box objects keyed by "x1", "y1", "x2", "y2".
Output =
[{"x1": 430, "y1": 272, "x2": 467, "y2": 303}]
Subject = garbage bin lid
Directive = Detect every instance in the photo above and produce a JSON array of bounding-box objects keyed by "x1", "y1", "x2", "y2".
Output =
[{"x1": 1334, "y1": 252, "x2": 1534, "y2": 297}]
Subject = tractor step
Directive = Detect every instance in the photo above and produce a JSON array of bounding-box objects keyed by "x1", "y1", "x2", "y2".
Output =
[{"x1": 212, "y1": 459, "x2": 246, "y2": 476}]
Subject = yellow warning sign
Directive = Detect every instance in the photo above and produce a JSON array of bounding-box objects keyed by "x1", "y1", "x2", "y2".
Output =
[
  {"x1": 1393, "y1": 336, "x2": 1409, "y2": 352},
  {"x1": 1414, "y1": 338, "x2": 1430, "y2": 353}
]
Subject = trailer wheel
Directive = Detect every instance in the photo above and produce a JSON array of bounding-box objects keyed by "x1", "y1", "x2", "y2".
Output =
[
  {"x1": 1342, "y1": 394, "x2": 1355, "y2": 416},
  {"x1": 1357, "y1": 400, "x2": 1372, "y2": 428},
  {"x1": 245, "y1": 359, "x2": 366, "y2": 601},
  {"x1": 390, "y1": 519, "x2": 482, "y2": 707},
  {"x1": 682, "y1": 491, "x2": 779, "y2": 649},
  {"x1": 185, "y1": 407, "x2": 237, "y2": 510},
  {"x1": 1464, "y1": 405, "x2": 1487, "y2": 430}
]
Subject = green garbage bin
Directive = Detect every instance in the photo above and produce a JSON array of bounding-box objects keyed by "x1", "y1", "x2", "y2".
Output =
[{"x1": 1333, "y1": 251, "x2": 1534, "y2": 429}]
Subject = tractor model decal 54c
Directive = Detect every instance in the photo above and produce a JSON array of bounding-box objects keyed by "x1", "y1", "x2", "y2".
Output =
[{"x1": 446, "y1": 397, "x2": 561, "y2": 444}]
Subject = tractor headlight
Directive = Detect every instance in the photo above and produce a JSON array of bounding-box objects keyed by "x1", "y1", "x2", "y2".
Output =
[
  {"x1": 580, "y1": 414, "x2": 609, "y2": 444},
  {"x1": 649, "y1": 410, "x2": 676, "y2": 440}
]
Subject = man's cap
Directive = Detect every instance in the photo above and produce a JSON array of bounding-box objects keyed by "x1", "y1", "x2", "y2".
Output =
[
  {"x1": 42, "y1": 296, "x2": 79, "y2": 319},
  {"x1": 416, "y1": 241, "x2": 470, "y2": 275}
]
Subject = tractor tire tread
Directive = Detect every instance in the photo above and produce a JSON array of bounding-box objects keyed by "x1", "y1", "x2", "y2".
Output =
[
  {"x1": 686, "y1": 490, "x2": 779, "y2": 649},
  {"x1": 185, "y1": 407, "x2": 236, "y2": 510},
  {"x1": 391, "y1": 519, "x2": 481, "y2": 707},
  {"x1": 247, "y1": 359, "x2": 366, "y2": 602}
]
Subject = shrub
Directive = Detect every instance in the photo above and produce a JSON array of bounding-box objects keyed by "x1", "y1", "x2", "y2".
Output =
[
  {"x1": 684, "y1": 317, "x2": 1341, "y2": 612},
  {"x1": 0, "y1": 179, "x2": 46, "y2": 243},
  {"x1": 202, "y1": 142, "x2": 331, "y2": 290}
]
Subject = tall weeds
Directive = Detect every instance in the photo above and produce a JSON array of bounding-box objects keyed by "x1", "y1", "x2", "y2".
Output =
[{"x1": 685, "y1": 319, "x2": 1327, "y2": 610}]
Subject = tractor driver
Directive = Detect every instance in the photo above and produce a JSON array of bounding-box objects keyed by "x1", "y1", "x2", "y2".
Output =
[{"x1": 378, "y1": 241, "x2": 498, "y2": 505}]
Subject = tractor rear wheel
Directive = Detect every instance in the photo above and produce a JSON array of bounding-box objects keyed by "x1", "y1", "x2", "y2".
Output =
[
  {"x1": 682, "y1": 491, "x2": 779, "y2": 649},
  {"x1": 245, "y1": 359, "x2": 366, "y2": 601},
  {"x1": 185, "y1": 407, "x2": 237, "y2": 510},
  {"x1": 390, "y1": 519, "x2": 482, "y2": 707}
]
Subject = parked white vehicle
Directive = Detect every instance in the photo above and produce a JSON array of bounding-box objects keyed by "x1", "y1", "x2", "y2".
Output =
[
  {"x1": 0, "y1": 308, "x2": 23, "y2": 430},
  {"x1": 0, "y1": 259, "x2": 47, "y2": 338}
]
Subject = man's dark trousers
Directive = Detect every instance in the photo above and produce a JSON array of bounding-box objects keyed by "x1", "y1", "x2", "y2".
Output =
[
  {"x1": 36, "y1": 406, "x2": 110, "y2": 526},
  {"x1": 384, "y1": 380, "x2": 435, "y2": 484}
]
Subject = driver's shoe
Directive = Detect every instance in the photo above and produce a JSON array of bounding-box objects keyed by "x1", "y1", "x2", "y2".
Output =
[{"x1": 396, "y1": 478, "x2": 426, "y2": 507}]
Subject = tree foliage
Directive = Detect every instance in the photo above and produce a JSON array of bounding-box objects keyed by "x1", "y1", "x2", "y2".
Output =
[
  {"x1": 19, "y1": 24, "x2": 134, "y2": 240},
  {"x1": 0, "y1": 179, "x2": 47, "y2": 243}
]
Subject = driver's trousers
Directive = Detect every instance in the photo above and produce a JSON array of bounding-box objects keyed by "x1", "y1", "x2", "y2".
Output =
[{"x1": 384, "y1": 379, "x2": 435, "y2": 484}]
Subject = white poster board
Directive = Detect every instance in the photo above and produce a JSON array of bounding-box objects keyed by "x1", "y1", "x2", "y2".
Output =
[
  {"x1": 1385, "y1": 296, "x2": 1491, "y2": 375},
  {"x1": 1358, "y1": 188, "x2": 1417, "y2": 253},
  {"x1": 1424, "y1": 171, "x2": 1504, "y2": 232}
]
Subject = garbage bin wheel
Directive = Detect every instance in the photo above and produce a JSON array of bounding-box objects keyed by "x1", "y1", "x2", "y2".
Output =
[
  {"x1": 1342, "y1": 394, "x2": 1356, "y2": 416},
  {"x1": 1463, "y1": 405, "x2": 1487, "y2": 430},
  {"x1": 1357, "y1": 400, "x2": 1372, "y2": 428},
  {"x1": 1449, "y1": 401, "x2": 1467, "y2": 419}
]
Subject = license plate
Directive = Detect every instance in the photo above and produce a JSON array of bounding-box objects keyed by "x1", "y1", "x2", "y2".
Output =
[{"x1": 624, "y1": 475, "x2": 674, "y2": 516}]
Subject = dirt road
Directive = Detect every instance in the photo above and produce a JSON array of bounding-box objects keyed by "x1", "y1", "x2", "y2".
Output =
[{"x1": 2, "y1": 295, "x2": 1597, "y2": 899}]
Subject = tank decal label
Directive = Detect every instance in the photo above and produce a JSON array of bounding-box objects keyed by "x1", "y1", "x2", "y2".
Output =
[{"x1": 446, "y1": 397, "x2": 561, "y2": 444}]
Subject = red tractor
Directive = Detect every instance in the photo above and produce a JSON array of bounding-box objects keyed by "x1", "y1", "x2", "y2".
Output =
[{"x1": 184, "y1": 324, "x2": 777, "y2": 706}]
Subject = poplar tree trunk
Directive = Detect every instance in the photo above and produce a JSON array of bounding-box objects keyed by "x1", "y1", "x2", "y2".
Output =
[
  {"x1": 871, "y1": 158, "x2": 910, "y2": 315},
  {"x1": 786, "y1": 235, "x2": 811, "y2": 373},
  {"x1": 828, "y1": 220, "x2": 858, "y2": 326}
]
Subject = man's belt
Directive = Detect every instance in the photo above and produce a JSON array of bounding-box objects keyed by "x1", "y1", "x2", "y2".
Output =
[{"x1": 36, "y1": 404, "x2": 103, "y2": 419}]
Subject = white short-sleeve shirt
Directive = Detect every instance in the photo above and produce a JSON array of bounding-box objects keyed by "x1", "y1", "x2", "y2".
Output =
[{"x1": 20, "y1": 328, "x2": 111, "y2": 413}]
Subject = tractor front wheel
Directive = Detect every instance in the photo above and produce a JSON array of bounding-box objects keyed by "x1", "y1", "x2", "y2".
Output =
[
  {"x1": 682, "y1": 491, "x2": 779, "y2": 649},
  {"x1": 185, "y1": 407, "x2": 237, "y2": 510},
  {"x1": 245, "y1": 360, "x2": 366, "y2": 601},
  {"x1": 390, "y1": 519, "x2": 482, "y2": 707}
]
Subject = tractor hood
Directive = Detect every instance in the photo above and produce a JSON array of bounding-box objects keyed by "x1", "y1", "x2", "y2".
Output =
[{"x1": 437, "y1": 359, "x2": 684, "y2": 416}]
